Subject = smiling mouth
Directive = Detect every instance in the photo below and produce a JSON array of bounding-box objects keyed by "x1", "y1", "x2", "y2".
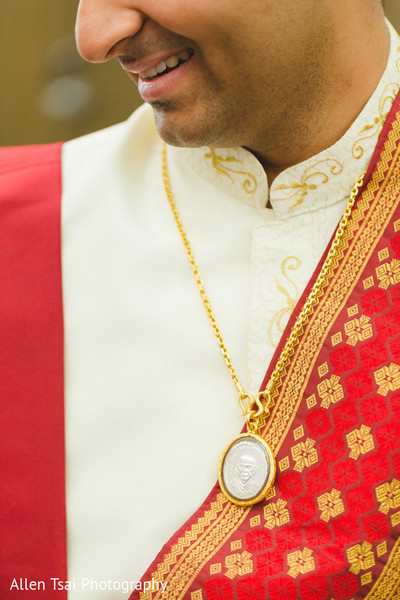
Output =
[{"x1": 140, "y1": 49, "x2": 194, "y2": 80}]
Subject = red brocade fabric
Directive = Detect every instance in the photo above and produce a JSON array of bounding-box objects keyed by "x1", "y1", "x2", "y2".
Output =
[
  {"x1": 131, "y1": 98, "x2": 400, "y2": 599},
  {"x1": 0, "y1": 144, "x2": 66, "y2": 599}
]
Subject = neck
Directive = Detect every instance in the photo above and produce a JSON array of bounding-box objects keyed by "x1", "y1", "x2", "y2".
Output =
[{"x1": 251, "y1": 5, "x2": 391, "y2": 184}]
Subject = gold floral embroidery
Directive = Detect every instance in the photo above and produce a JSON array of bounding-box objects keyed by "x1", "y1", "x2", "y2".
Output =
[
  {"x1": 291, "y1": 438, "x2": 318, "y2": 473},
  {"x1": 352, "y1": 82, "x2": 400, "y2": 159},
  {"x1": 346, "y1": 425, "x2": 375, "y2": 460},
  {"x1": 272, "y1": 158, "x2": 343, "y2": 209},
  {"x1": 225, "y1": 551, "x2": 253, "y2": 579},
  {"x1": 344, "y1": 315, "x2": 373, "y2": 346},
  {"x1": 287, "y1": 548, "x2": 315, "y2": 578},
  {"x1": 317, "y1": 489, "x2": 345, "y2": 522},
  {"x1": 204, "y1": 149, "x2": 257, "y2": 194},
  {"x1": 376, "y1": 479, "x2": 400, "y2": 514},
  {"x1": 317, "y1": 374, "x2": 344, "y2": 409},
  {"x1": 376, "y1": 259, "x2": 400, "y2": 289},
  {"x1": 268, "y1": 256, "x2": 301, "y2": 347},
  {"x1": 374, "y1": 363, "x2": 400, "y2": 396},
  {"x1": 191, "y1": 591, "x2": 203, "y2": 600},
  {"x1": 347, "y1": 541, "x2": 375, "y2": 575},
  {"x1": 263, "y1": 499, "x2": 290, "y2": 530}
]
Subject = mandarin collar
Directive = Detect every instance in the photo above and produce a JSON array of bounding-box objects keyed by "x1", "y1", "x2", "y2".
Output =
[{"x1": 173, "y1": 21, "x2": 400, "y2": 220}]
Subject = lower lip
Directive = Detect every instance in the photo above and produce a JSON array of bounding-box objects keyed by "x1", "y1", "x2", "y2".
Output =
[{"x1": 137, "y1": 56, "x2": 194, "y2": 102}]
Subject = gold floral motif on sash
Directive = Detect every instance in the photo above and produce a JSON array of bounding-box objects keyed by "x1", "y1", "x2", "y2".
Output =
[
  {"x1": 225, "y1": 551, "x2": 253, "y2": 579},
  {"x1": 317, "y1": 489, "x2": 345, "y2": 522},
  {"x1": 317, "y1": 374, "x2": 344, "y2": 408},
  {"x1": 346, "y1": 425, "x2": 375, "y2": 460},
  {"x1": 263, "y1": 499, "x2": 290, "y2": 530},
  {"x1": 347, "y1": 542, "x2": 375, "y2": 575},
  {"x1": 287, "y1": 548, "x2": 315, "y2": 578},
  {"x1": 291, "y1": 438, "x2": 318, "y2": 473},
  {"x1": 376, "y1": 258, "x2": 400, "y2": 288},
  {"x1": 344, "y1": 315, "x2": 373, "y2": 345},
  {"x1": 374, "y1": 363, "x2": 400, "y2": 395},
  {"x1": 376, "y1": 479, "x2": 400, "y2": 515}
]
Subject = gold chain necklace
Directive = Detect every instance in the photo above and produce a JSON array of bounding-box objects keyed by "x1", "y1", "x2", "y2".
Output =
[{"x1": 162, "y1": 142, "x2": 365, "y2": 506}]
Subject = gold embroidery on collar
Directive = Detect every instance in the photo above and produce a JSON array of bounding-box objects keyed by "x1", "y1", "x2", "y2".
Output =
[
  {"x1": 272, "y1": 159, "x2": 343, "y2": 209},
  {"x1": 204, "y1": 148, "x2": 258, "y2": 194},
  {"x1": 396, "y1": 32, "x2": 400, "y2": 73},
  {"x1": 268, "y1": 256, "x2": 301, "y2": 347},
  {"x1": 352, "y1": 81, "x2": 400, "y2": 159}
]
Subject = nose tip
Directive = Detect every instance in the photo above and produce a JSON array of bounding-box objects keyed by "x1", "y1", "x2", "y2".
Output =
[{"x1": 75, "y1": 2, "x2": 145, "y2": 63}]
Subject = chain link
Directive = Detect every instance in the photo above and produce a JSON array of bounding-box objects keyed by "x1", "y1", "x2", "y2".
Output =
[
  {"x1": 162, "y1": 143, "x2": 244, "y2": 396},
  {"x1": 162, "y1": 142, "x2": 365, "y2": 429}
]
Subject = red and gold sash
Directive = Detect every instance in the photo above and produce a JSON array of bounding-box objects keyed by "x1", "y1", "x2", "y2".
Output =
[{"x1": 131, "y1": 96, "x2": 400, "y2": 599}]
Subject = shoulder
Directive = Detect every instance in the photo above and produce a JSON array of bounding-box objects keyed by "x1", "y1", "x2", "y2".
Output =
[
  {"x1": 62, "y1": 103, "x2": 158, "y2": 180},
  {"x1": 0, "y1": 142, "x2": 62, "y2": 176},
  {"x1": 0, "y1": 142, "x2": 63, "y2": 204}
]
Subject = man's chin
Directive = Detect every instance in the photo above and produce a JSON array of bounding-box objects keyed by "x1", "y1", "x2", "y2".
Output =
[{"x1": 151, "y1": 104, "x2": 219, "y2": 149}]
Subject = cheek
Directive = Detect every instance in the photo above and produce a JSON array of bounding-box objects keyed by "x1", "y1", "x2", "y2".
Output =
[{"x1": 143, "y1": 0, "x2": 237, "y2": 44}]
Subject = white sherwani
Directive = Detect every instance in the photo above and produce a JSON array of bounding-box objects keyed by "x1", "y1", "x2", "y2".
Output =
[{"x1": 62, "y1": 21, "x2": 400, "y2": 599}]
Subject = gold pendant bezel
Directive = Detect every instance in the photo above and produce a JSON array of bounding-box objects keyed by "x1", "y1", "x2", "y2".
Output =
[{"x1": 218, "y1": 432, "x2": 276, "y2": 507}]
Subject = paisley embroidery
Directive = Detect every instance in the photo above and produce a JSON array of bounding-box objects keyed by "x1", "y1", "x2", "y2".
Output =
[
  {"x1": 271, "y1": 159, "x2": 343, "y2": 209},
  {"x1": 204, "y1": 149, "x2": 258, "y2": 194},
  {"x1": 352, "y1": 81, "x2": 400, "y2": 159}
]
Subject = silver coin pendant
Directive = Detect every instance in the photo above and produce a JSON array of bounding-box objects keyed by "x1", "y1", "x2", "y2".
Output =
[{"x1": 219, "y1": 433, "x2": 276, "y2": 506}]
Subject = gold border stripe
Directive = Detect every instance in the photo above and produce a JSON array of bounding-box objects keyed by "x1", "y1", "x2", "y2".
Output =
[{"x1": 366, "y1": 538, "x2": 400, "y2": 599}]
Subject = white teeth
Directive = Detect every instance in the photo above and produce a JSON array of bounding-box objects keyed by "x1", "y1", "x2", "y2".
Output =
[
  {"x1": 156, "y1": 61, "x2": 167, "y2": 74},
  {"x1": 140, "y1": 50, "x2": 192, "y2": 79},
  {"x1": 166, "y1": 55, "x2": 179, "y2": 69},
  {"x1": 178, "y1": 50, "x2": 190, "y2": 61},
  {"x1": 143, "y1": 66, "x2": 158, "y2": 78}
]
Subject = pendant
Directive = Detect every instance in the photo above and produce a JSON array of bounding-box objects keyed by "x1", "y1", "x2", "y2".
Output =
[{"x1": 219, "y1": 433, "x2": 276, "y2": 506}]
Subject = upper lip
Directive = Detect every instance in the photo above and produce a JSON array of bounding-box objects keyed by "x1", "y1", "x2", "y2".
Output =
[{"x1": 118, "y1": 47, "x2": 193, "y2": 77}]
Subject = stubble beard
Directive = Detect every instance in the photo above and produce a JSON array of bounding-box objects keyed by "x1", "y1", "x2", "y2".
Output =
[{"x1": 149, "y1": 83, "x2": 259, "y2": 150}]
